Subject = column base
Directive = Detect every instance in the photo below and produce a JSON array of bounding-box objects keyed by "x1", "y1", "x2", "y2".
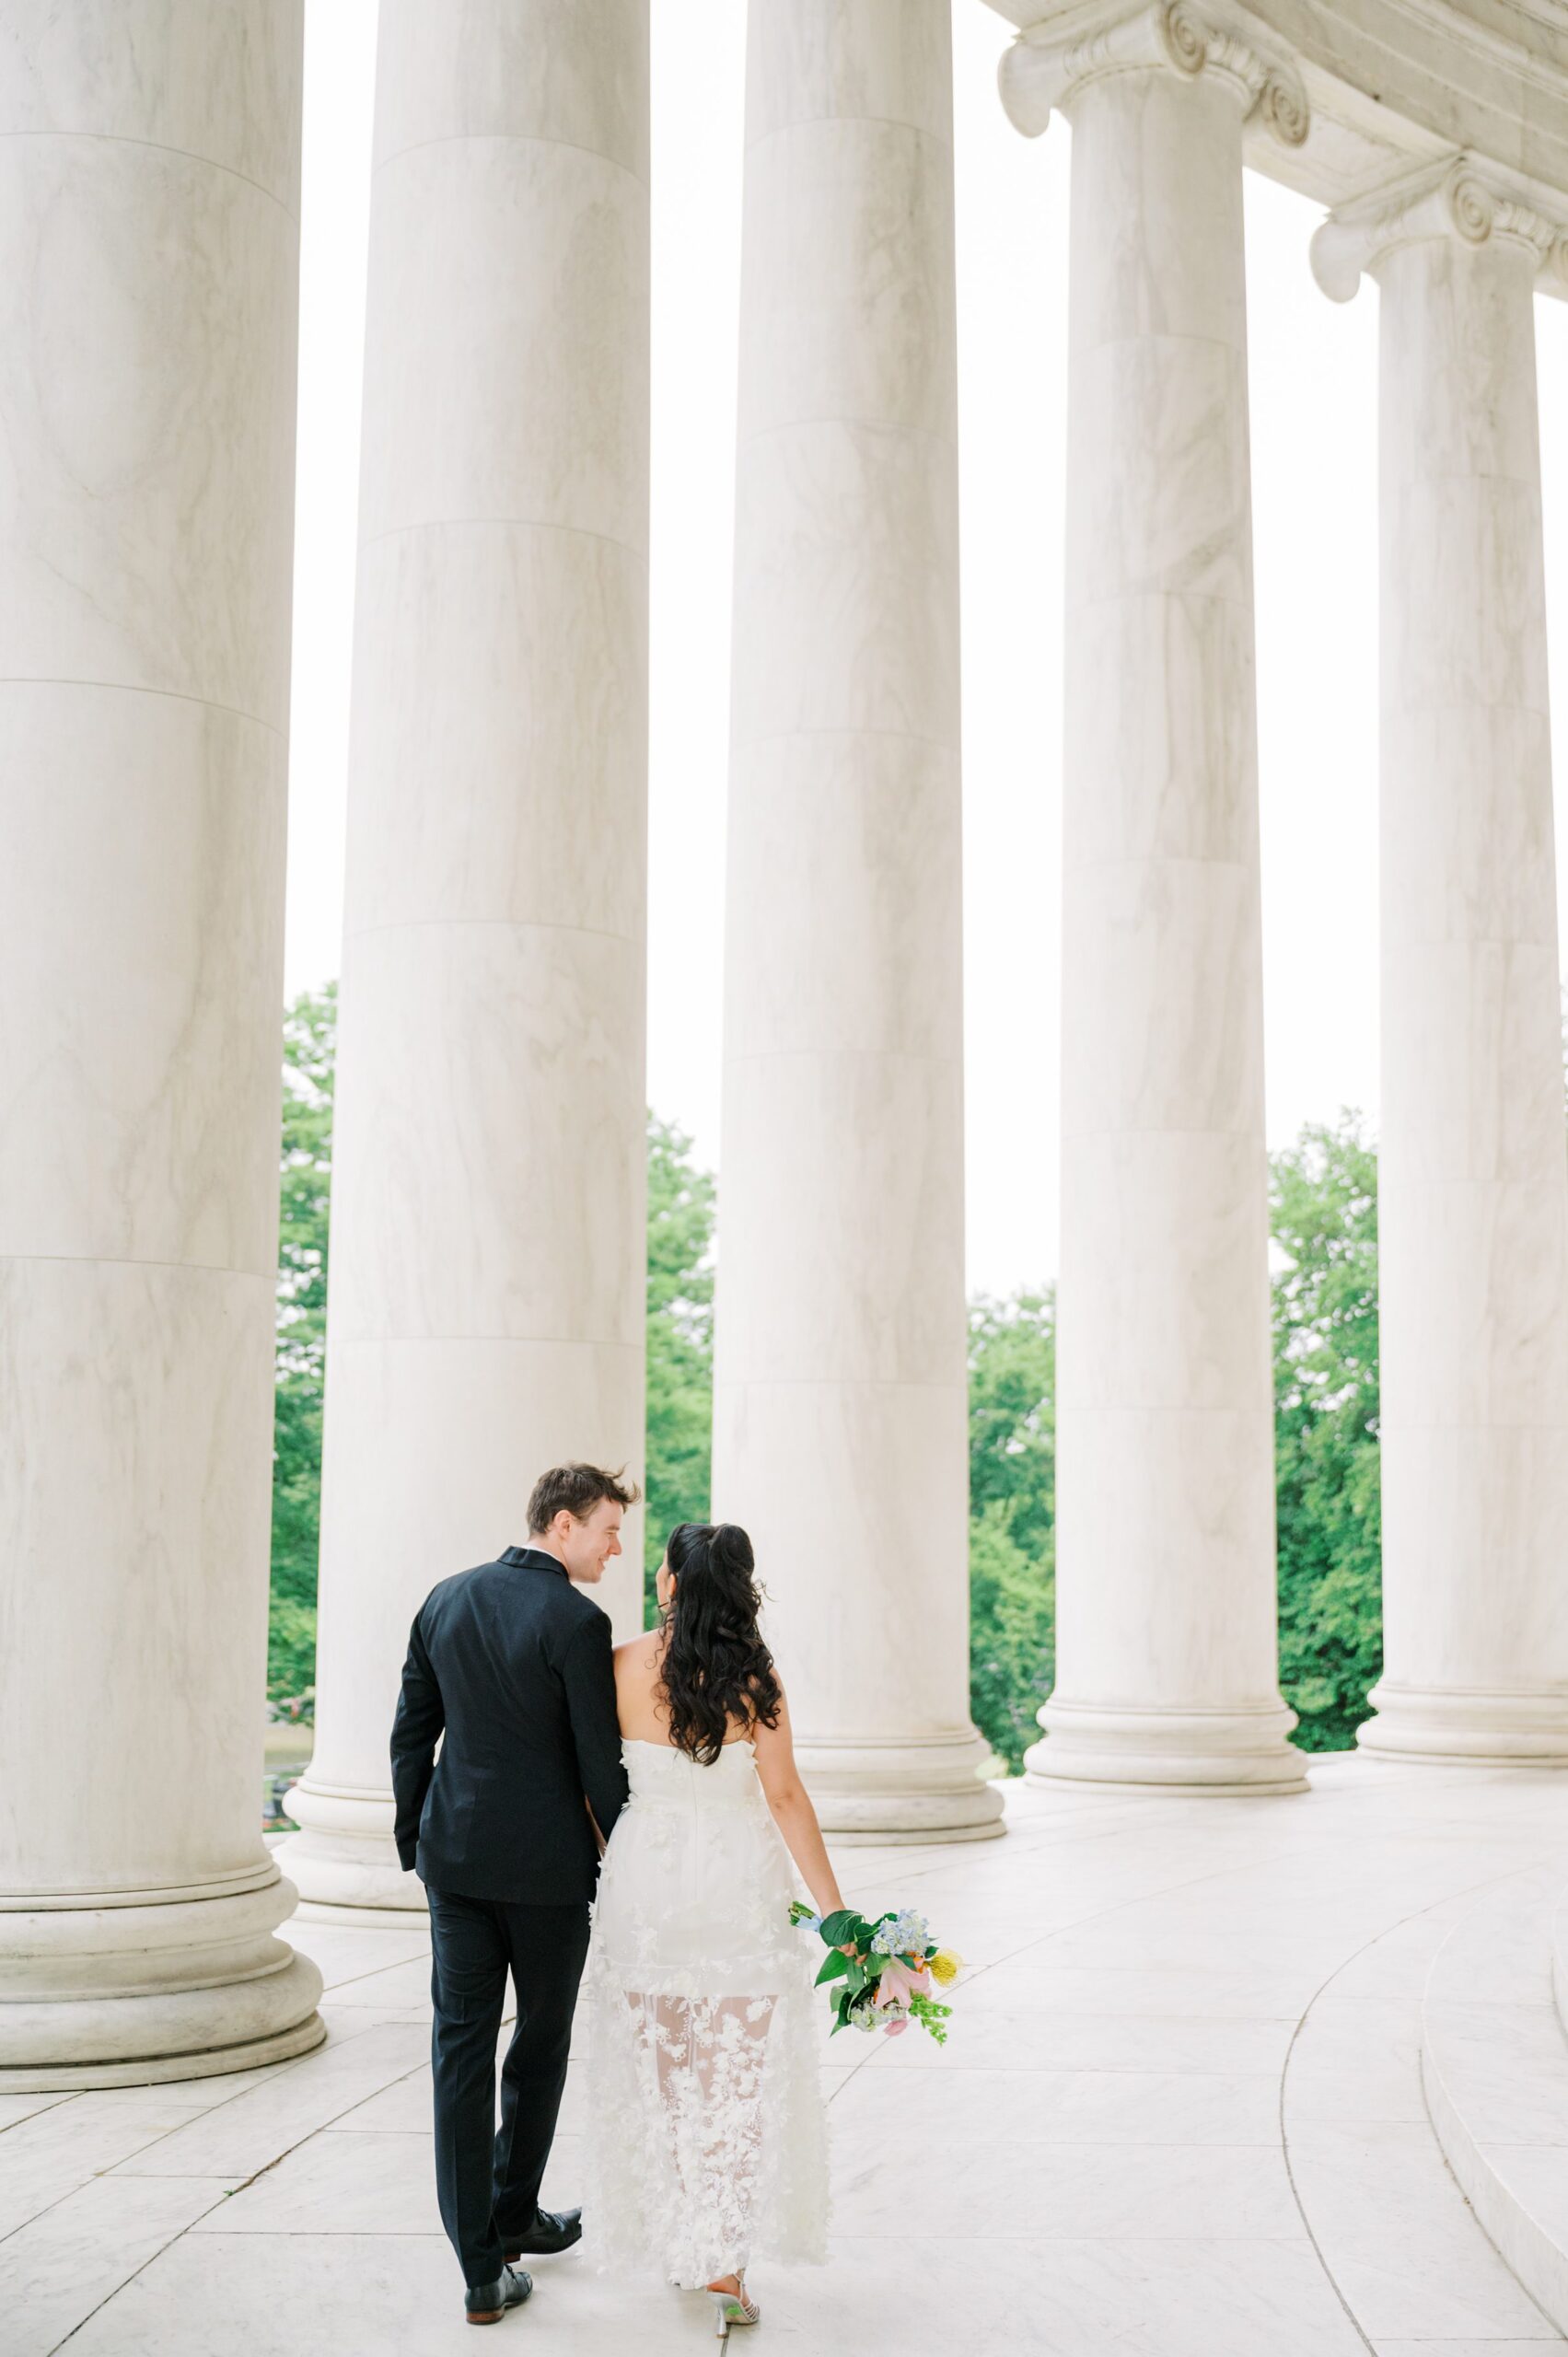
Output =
[
  {"x1": 1025, "y1": 1699, "x2": 1307, "y2": 1794},
  {"x1": 796, "y1": 1732, "x2": 1006, "y2": 1844},
  {"x1": 1356, "y1": 1683, "x2": 1568, "y2": 1765},
  {"x1": 0, "y1": 1862, "x2": 325, "y2": 2092},
  {"x1": 277, "y1": 1776, "x2": 428, "y2": 1915}
]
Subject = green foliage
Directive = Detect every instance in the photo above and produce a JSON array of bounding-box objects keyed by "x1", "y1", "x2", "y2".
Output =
[
  {"x1": 907, "y1": 1991, "x2": 954, "y2": 2043},
  {"x1": 268, "y1": 985, "x2": 335, "y2": 1702},
  {"x1": 962, "y1": 1121, "x2": 1388, "y2": 1773},
  {"x1": 1271, "y1": 1113, "x2": 1382, "y2": 1750},
  {"x1": 966, "y1": 1292, "x2": 1056, "y2": 1774},
  {"x1": 644, "y1": 1114, "x2": 716, "y2": 1620},
  {"x1": 258, "y1": 1004, "x2": 1384, "y2": 1769}
]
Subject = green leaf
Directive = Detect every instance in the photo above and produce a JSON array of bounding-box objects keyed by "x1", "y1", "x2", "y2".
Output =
[
  {"x1": 814, "y1": 1949, "x2": 850, "y2": 1986},
  {"x1": 819, "y1": 1910, "x2": 861, "y2": 1947},
  {"x1": 268, "y1": 985, "x2": 337, "y2": 1703},
  {"x1": 641, "y1": 1113, "x2": 716, "y2": 1618}
]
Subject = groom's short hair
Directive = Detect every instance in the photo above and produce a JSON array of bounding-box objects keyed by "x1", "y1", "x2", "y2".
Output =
[{"x1": 528, "y1": 1461, "x2": 641, "y2": 1533}]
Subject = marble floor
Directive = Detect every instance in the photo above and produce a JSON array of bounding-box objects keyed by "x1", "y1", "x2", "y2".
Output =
[{"x1": 6, "y1": 1757, "x2": 1568, "y2": 2356}]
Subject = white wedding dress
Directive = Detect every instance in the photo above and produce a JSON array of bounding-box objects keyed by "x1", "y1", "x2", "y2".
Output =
[{"x1": 579, "y1": 1736, "x2": 829, "y2": 2288}]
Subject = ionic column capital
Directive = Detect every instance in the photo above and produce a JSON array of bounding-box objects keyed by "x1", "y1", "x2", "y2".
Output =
[
  {"x1": 1311, "y1": 156, "x2": 1568, "y2": 302},
  {"x1": 999, "y1": 1, "x2": 1307, "y2": 147}
]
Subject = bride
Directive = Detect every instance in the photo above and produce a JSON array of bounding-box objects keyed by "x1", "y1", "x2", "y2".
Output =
[{"x1": 580, "y1": 1520, "x2": 840, "y2": 2335}]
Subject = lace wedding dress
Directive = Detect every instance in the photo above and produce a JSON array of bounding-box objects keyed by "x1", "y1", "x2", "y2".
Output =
[{"x1": 579, "y1": 1737, "x2": 829, "y2": 2288}]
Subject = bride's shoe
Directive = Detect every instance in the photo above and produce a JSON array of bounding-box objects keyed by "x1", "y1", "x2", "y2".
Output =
[{"x1": 706, "y1": 2271, "x2": 760, "y2": 2339}]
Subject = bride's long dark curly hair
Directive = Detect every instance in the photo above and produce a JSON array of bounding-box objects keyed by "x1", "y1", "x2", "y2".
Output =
[{"x1": 657, "y1": 1521, "x2": 783, "y2": 1764}]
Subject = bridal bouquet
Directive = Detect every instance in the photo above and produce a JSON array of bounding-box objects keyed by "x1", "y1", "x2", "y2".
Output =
[{"x1": 789, "y1": 1901, "x2": 961, "y2": 2042}]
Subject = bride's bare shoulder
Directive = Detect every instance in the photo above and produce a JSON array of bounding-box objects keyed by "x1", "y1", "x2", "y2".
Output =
[{"x1": 612, "y1": 1628, "x2": 662, "y2": 1674}]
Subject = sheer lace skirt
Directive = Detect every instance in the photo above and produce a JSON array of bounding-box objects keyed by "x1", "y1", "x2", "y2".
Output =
[{"x1": 579, "y1": 1747, "x2": 829, "y2": 2287}]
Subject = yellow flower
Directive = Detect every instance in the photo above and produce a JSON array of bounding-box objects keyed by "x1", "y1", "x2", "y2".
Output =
[{"x1": 928, "y1": 1949, "x2": 962, "y2": 1986}]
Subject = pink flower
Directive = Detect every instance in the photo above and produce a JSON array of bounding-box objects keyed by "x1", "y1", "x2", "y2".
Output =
[
  {"x1": 874, "y1": 1958, "x2": 931, "y2": 2006},
  {"x1": 883, "y1": 2016, "x2": 910, "y2": 2038}
]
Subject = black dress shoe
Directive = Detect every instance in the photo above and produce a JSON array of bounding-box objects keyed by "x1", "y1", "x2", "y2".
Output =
[
  {"x1": 503, "y1": 2205, "x2": 582, "y2": 2261},
  {"x1": 465, "y1": 2264, "x2": 532, "y2": 2325}
]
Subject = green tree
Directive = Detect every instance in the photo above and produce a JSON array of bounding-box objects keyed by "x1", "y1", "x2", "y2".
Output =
[
  {"x1": 1271, "y1": 1113, "x2": 1382, "y2": 1750},
  {"x1": 268, "y1": 984, "x2": 336, "y2": 1701},
  {"x1": 258, "y1": 1028, "x2": 1388, "y2": 1767},
  {"x1": 644, "y1": 1113, "x2": 716, "y2": 1618},
  {"x1": 967, "y1": 1290, "x2": 1056, "y2": 1773}
]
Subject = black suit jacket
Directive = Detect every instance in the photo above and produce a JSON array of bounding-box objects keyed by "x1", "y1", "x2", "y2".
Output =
[{"x1": 390, "y1": 1544, "x2": 629, "y2": 1904}]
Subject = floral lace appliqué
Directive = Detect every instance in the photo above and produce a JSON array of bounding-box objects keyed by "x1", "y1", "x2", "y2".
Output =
[{"x1": 578, "y1": 1741, "x2": 829, "y2": 2287}]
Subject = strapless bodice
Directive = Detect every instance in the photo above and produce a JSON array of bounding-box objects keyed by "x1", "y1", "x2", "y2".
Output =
[{"x1": 621, "y1": 1736, "x2": 764, "y2": 1812}]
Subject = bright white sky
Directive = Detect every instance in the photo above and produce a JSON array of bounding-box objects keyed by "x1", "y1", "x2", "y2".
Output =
[{"x1": 285, "y1": 0, "x2": 1568, "y2": 1300}]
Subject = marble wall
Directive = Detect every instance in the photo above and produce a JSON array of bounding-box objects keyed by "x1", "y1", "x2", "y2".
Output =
[
  {"x1": 280, "y1": 0, "x2": 651, "y2": 1912},
  {"x1": 0, "y1": 0, "x2": 323, "y2": 2084},
  {"x1": 1020, "y1": 34, "x2": 1302, "y2": 1792},
  {"x1": 712, "y1": 0, "x2": 1003, "y2": 1841},
  {"x1": 1353, "y1": 186, "x2": 1568, "y2": 1760}
]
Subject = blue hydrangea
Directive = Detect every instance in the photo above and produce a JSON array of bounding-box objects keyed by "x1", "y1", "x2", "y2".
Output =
[{"x1": 871, "y1": 1908, "x2": 929, "y2": 1957}]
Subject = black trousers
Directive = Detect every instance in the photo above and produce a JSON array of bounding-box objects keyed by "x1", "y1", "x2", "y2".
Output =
[{"x1": 425, "y1": 1887, "x2": 591, "y2": 2289}]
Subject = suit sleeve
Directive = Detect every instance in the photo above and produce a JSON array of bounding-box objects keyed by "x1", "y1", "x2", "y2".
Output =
[
  {"x1": 562, "y1": 1609, "x2": 629, "y2": 1846},
  {"x1": 389, "y1": 1607, "x2": 444, "y2": 1873}
]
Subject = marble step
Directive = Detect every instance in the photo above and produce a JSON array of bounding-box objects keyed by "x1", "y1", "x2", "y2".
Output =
[
  {"x1": 1282, "y1": 1889, "x2": 1568, "y2": 2348},
  {"x1": 1422, "y1": 1862, "x2": 1568, "y2": 2335},
  {"x1": 1553, "y1": 1882, "x2": 1568, "y2": 2039}
]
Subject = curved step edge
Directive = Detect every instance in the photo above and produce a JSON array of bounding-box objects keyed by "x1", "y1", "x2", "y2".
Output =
[
  {"x1": 1551, "y1": 1882, "x2": 1568, "y2": 2041},
  {"x1": 1422, "y1": 1869, "x2": 1568, "y2": 2336}
]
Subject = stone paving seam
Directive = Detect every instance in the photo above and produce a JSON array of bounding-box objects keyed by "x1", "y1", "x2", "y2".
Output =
[{"x1": 44, "y1": 2179, "x2": 238, "y2": 2357}]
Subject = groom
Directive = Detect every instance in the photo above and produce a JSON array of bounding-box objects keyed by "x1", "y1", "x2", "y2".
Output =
[{"x1": 391, "y1": 1463, "x2": 635, "y2": 2326}]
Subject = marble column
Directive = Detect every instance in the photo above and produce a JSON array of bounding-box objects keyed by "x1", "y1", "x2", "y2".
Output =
[
  {"x1": 713, "y1": 0, "x2": 1002, "y2": 1841},
  {"x1": 0, "y1": 6, "x2": 324, "y2": 2083},
  {"x1": 1001, "y1": 6, "x2": 1307, "y2": 1790},
  {"x1": 1313, "y1": 163, "x2": 1568, "y2": 1761},
  {"x1": 280, "y1": 1, "x2": 650, "y2": 1913}
]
